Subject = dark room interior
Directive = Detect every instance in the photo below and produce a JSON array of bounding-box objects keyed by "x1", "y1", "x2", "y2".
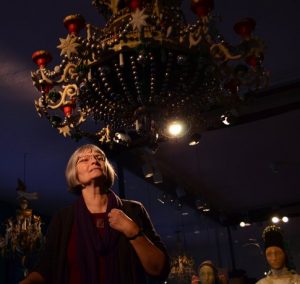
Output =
[{"x1": 0, "y1": 0, "x2": 299, "y2": 283}]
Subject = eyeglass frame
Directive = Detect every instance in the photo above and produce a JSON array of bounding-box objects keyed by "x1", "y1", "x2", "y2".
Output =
[{"x1": 76, "y1": 154, "x2": 106, "y2": 165}]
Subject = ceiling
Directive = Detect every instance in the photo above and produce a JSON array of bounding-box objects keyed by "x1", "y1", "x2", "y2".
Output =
[{"x1": 0, "y1": 0, "x2": 300, "y2": 236}]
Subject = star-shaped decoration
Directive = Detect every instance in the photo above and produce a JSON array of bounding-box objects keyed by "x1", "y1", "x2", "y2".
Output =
[
  {"x1": 68, "y1": 112, "x2": 86, "y2": 128},
  {"x1": 58, "y1": 125, "x2": 71, "y2": 137},
  {"x1": 130, "y1": 8, "x2": 148, "y2": 32},
  {"x1": 97, "y1": 127, "x2": 111, "y2": 143},
  {"x1": 78, "y1": 112, "x2": 87, "y2": 124},
  {"x1": 35, "y1": 98, "x2": 46, "y2": 117},
  {"x1": 57, "y1": 34, "x2": 80, "y2": 59}
]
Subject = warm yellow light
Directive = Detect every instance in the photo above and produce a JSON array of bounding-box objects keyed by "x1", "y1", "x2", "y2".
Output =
[
  {"x1": 282, "y1": 216, "x2": 289, "y2": 223},
  {"x1": 239, "y1": 221, "x2": 251, "y2": 227},
  {"x1": 202, "y1": 207, "x2": 210, "y2": 212},
  {"x1": 189, "y1": 140, "x2": 199, "y2": 146},
  {"x1": 188, "y1": 133, "x2": 201, "y2": 146},
  {"x1": 271, "y1": 216, "x2": 280, "y2": 223},
  {"x1": 168, "y1": 122, "x2": 183, "y2": 137}
]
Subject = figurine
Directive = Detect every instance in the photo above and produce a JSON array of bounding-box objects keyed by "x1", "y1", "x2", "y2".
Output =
[{"x1": 256, "y1": 225, "x2": 300, "y2": 284}]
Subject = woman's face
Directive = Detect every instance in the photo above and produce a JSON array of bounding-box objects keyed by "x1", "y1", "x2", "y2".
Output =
[
  {"x1": 199, "y1": 265, "x2": 215, "y2": 284},
  {"x1": 76, "y1": 149, "x2": 106, "y2": 186},
  {"x1": 265, "y1": 246, "x2": 286, "y2": 270}
]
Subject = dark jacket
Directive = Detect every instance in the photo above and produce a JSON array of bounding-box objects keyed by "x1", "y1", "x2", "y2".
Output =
[{"x1": 35, "y1": 199, "x2": 170, "y2": 284}]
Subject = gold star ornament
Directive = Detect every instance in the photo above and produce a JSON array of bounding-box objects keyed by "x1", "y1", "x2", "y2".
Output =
[{"x1": 57, "y1": 34, "x2": 80, "y2": 59}]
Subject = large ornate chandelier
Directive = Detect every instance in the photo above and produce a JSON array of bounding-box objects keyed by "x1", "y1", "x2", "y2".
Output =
[
  {"x1": 169, "y1": 254, "x2": 195, "y2": 282},
  {"x1": 0, "y1": 179, "x2": 44, "y2": 276},
  {"x1": 168, "y1": 230, "x2": 195, "y2": 283},
  {"x1": 31, "y1": 0, "x2": 268, "y2": 146}
]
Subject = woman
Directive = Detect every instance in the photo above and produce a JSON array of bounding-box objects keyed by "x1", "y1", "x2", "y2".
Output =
[{"x1": 20, "y1": 144, "x2": 170, "y2": 284}]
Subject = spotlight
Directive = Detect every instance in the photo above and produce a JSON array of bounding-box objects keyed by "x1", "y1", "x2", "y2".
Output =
[
  {"x1": 168, "y1": 121, "x2": 183, "y2": 137},
  {"x1": 176, "y1": 200, "x2": 183, "y2": 210},
  {"x1": 202, "y1": 204, "x2": 210, "y2": 212},
  {"x1": 157, "y1": 198, "x2": 165, "y2": 204},
  {"x1": 239, "y1": 221, "x2": 251, "y2": 227},
  {"x1": 113, "y1": 132, "x2": 132, "y2": 145},
  {"x1": 221, "y1": 110, "x2": 238, "y2": 126},
  {"x1": 195, "y1": 201, "x2": 210, "y2": 212},
  {"x1": 169, "y1": 196, "x2": 176, "y2": 204},
  {"x1": 153, "y1": 170, "x2": 163, "y2": 184},
  {"x1": 282, "y1": 216, "x2": 289, "y2": 223},
  {"x1": 142, "y1": 163, "x2": 153, "y2": 178},
  {"x1": 271, "y1": 216, "x2": 280, "y2": 223},
  {"x1": 157, "y1": 193, "x2": 168, "y2": 204},
  {"x1": 195, "y1": 199, "x2": 205, "y2": 210},
  {"x1": 188, "y1": 133, "x2": 201, "y2": 146},
  {"x1": 221, "y1": 114, "x2": 231, "y2": 126},
  {"x1": 193, "y1": 226, "x2": 201, "y2": 234},
  {"x1": 164, "y1": 120, "x2": 189, "y2": 139}
]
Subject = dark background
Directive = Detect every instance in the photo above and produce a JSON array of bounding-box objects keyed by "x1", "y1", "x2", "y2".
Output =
[{"x1": 0, "y1": 0, "x2": 299, "y2": 282}]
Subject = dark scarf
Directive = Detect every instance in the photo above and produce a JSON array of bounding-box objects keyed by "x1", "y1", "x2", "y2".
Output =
[{"x1": 74, "y1": 190, "x2": 122, "y2": 284}]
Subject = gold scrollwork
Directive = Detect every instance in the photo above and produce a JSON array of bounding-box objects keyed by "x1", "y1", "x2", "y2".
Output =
[
  {"x1": 210, "y1": 43, "x2": 241, "y2": 62},
  {"x1": 48, "y1": 84, "x2": 78, "y2": 109}
]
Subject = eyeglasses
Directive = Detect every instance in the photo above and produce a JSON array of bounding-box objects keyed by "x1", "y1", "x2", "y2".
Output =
[{"x1": 76, "y1": 154, "x2": 106, "y2": 165}]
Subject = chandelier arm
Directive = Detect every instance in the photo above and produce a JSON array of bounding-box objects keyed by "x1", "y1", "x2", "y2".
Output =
[
  {"x1": 38, "y1": 69, "x2": 54, "y2": 85},
  {"x1": 47, "y1": 84, "x2": 78, "y2": 110},
  {"x1": 189, "y1": 32, "x2": 202, "y2": 48},
  {"x1": 210, "y1": 43, "x2": 242, "y2": 62},
  {"x1": 57, "y1": 63, "x2": 78, "y2": 83}
]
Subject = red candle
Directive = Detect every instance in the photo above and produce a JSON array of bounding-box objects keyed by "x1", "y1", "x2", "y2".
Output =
[
  {"x1": 32, "y1": 50, "x2": 52, "y2": 68},
  {"x1": 63, "y1": 14, "x2": 85, "y2": 35},
  {"x1": 191, "y1": 0, "x2": 214, "y2": 17},
  {"x1": 234, "y1": 18, "x2": 256, "y2": 39}
]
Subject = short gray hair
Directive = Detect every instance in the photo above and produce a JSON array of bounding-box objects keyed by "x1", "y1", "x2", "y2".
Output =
[{"x1": 65, "y1": 144, "x2": 116, "y2": 194}]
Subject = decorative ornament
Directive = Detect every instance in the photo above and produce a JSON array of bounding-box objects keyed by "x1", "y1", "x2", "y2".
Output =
[
  {"x1": 130, "y1": 8, "x2": 148, "y2": 32},
  {"x1": 234, "y1": 18, "x2": 256, "y2": 39},
  {"x1": 169, "y1": 254, "x2": 195, "y2": 282},
  {"x1": 0, "y1": 179, "x2": 44, "y2": 278},
  {"x1": 63, "y1": 14, "x2": 86, "y2": 35},
  {"x1": 30, "y1": 1, "x2": 269, "y2": 146},
  {"x1": 191, "y1": 0, "x2": 214, "y2": 17},
  {"x1": 128, "y1": 0, "x2": 141, "y2": 10},
  {"x1": 58, "y1": 125, "x2": 71, "y2": 137},
  {"x1": 57, "y1": 34, "x2": 80, "y2": 58},
  {"x1": 31, "y1": 50, "x2": 52, "y2": 69}
]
